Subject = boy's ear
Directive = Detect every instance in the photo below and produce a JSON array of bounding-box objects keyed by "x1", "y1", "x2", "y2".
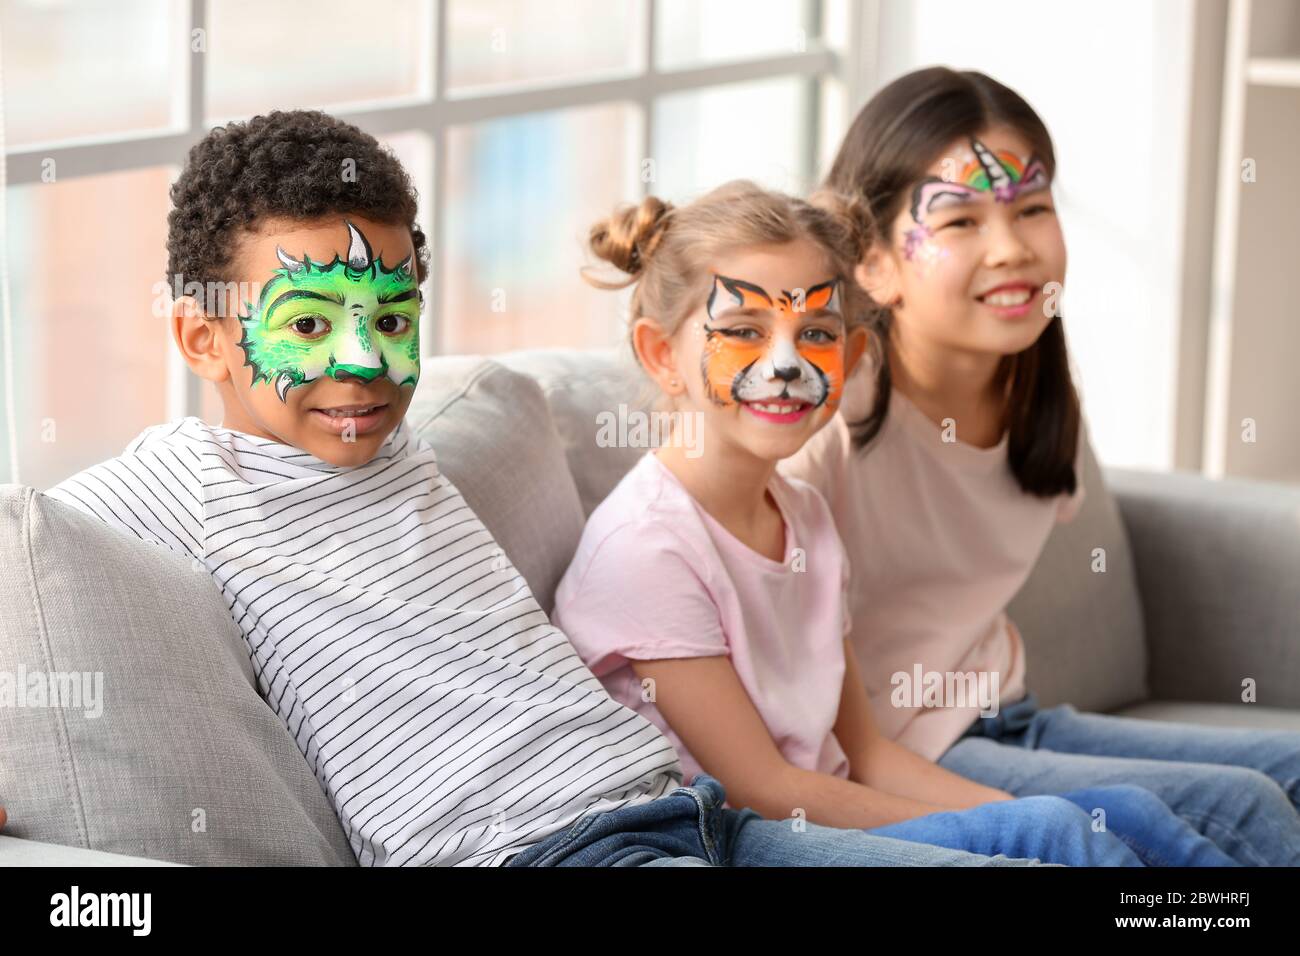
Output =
[
  {"x1": 854, "y1": 242, "x2": 901, "y2": 309},
  {"x1": 171, "y1": 295, "x2": 231, "y2": 384},
  {"x1": 630, "y1": 315, "x2": 684, "y2": 397}
]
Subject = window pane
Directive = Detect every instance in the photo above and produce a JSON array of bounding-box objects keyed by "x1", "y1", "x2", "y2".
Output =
[
  {"x1": 383, "y1": 130, "x2": 435, "y2": 231},
  {"x1": 656, "y1": 0, "x2": 812, "y2": 70},
  {"x1": 0, "y1": 0, "x2": 184, "y2": 147},
  {"x1": 5, "y1": 167, "x2": 174, "y2": 490},
  {"x1": 818, "y1": 75, "x2": 848, "y2": 177},
  {"x1": 446, "y1": 0, "x2": 641, "y2": 92},
  {"x1": 823, "y1": 0, "x2": 853, "y2": 52},
  {"x1": 651, "y1": 76, "x2": 812, "y2": 201},
  {"x1": 206, "y1": 0, "x2": 430, "y2": 120},
  {"x1": 441, "y1": 104, "x2": 639, "y2": 353}
]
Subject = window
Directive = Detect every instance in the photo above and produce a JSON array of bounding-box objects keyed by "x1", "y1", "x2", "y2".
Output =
[{"x1": 0, "y1": 0, "x2": 864, "y2": 488}]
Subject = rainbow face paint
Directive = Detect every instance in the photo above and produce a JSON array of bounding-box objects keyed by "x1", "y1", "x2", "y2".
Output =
[
  {"x1": 902, "y1": 137, "x2": 1050, "y2": 270},
  {"x1": 700, "y1": 274, "x2": 848, "y2": 414},
  {"x1": 238, "y1": 221, "x2": 421, "y2": 402}
]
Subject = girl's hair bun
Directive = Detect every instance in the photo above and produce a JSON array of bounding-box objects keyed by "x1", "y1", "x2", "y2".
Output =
[
  {"x1": 807, "y1": 187, "x2": 878, "y2": 263},
  {"x1": 587, "y1": 195, "x2": 674, "y2": 281}
]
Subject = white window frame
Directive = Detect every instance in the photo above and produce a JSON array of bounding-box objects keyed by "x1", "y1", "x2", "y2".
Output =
[{"x1": 4, "y1": 0, "x2": 879, "y2": 427}]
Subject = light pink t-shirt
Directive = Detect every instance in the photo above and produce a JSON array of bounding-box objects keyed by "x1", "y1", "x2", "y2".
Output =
[
  {"x1": 552, "y1": 451, "x2": 853, "y2": 791},
  {"x1": 779, "y1": 365, "x2": 1086, "y2": 762}
]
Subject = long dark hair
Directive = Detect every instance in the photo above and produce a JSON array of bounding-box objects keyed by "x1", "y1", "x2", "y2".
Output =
[{"x1": 824, "y1": 67, "x2": 1080, "y2": 498}]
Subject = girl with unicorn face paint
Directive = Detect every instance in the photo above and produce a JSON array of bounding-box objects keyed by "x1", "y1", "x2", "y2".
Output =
[
  {"x1": 550, "y1": 180, "x2": 1235, "y2": 867},
  {"x1": 782, "y1": 66, "x2": 1300, "y2": 866}
]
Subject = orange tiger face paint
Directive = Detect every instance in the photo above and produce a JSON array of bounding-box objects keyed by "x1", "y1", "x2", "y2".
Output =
[{"x1": 700, "y1": 274, "x2": 848, "y2": 420}]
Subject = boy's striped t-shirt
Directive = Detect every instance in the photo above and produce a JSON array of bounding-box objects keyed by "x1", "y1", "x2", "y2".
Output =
[{"x1": 45, "y1": 415, "x2": 683, "y2": 866}]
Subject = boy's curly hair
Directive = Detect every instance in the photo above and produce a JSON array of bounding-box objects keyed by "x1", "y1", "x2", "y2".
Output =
[{"x1": 166, "y1": 109, "x2": 429, "y2": 307}]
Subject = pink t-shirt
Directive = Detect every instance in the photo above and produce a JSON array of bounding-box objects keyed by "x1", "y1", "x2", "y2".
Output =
[
  {"x1": 552, "y1": 451, "x2": 852, "y2": 790},
  {"x1": 779, "y1": 364, "x2": 1086, "y2": 761}
]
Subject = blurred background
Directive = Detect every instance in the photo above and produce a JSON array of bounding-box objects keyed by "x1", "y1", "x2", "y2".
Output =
[{"x1": 0, "y1": 0, "x2": 1296, "y2": 491}]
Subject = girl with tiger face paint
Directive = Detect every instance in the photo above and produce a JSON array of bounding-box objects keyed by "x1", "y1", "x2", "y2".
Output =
[
  {"x1": 581, "y1": 181, "x2": 872, "y2": 473},
  {"x1": 558, "y1": 183, "x2": 1235, "y2": 867},
  {"x1": 642, "y1": 235, "x2": 867, "y2": 470}
]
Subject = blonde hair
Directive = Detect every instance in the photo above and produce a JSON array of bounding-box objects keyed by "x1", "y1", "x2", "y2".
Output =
[{"x1": 583, "y1": 180, "x2": 875, "y2": 362}]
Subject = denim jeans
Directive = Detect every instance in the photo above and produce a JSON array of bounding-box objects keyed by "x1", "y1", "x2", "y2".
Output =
[
  {"x1": 938, "y1": 692, "x2": 1300, "y2": 866},
  {"x1": 866, "y1": 783, "x2": 1236, "y2": 866},
  {"x1": 506, "y1": 774, "x2": 1049, "y2": 867}
]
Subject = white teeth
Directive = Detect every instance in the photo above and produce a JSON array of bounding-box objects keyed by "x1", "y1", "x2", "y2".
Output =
[
  {"x1": 982, "y1": 288, "x2": 1032, "y2": 306},
  {"x1": 322, "y1": 405, "x2": 378, "y2": 418},
  {"x1": 748, "y1": 402, "x2": 803, "y2": 413}
]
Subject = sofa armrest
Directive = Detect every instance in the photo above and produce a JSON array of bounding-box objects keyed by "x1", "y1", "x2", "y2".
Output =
[
  {"x1": 0, "y1": 834, "x2": 184, "y2": 866},
  {"x1": 1105, "y1": 466, "x2": 1300, "y2": 708}
]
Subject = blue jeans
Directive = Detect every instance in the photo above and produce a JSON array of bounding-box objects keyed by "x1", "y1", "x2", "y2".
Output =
[
  {"x1": 506, "y1": 775, "x2": 1049, "y2": 867},
  {"x1": 867, "y1": 784, "x2": 1235, "y2": 866},
  {"x1": 938, "y1": 692, "x2": 1300, "y2": 866}
]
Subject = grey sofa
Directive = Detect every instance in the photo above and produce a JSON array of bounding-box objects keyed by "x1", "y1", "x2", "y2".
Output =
[{"x1": 2, "y1": 348, "x2": 1298, "y2": 866}]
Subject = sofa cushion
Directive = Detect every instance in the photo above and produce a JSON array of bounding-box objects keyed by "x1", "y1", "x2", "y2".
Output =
[
  {"x1": 1006, "y1": 439, "x2": 1149, "y2": 713},
  {"x1": 0, "y1": 834, "x2": 184, "y2": 865},
  {"x1": 1107, "y1": 466, "x2": 1300, "y2": 708},
  {"x1": 0, "y1": 484, "x2": 356, "y2": 866},
  {"x1": 496, "y1": 347, "x2": 654, "y2": 517},
  {"x1": 1113, "y1": 700, "x2": 1300, "y2": 731},
  {"x1": 406, "y1": 356, "x2": 586, "y2": 615}
]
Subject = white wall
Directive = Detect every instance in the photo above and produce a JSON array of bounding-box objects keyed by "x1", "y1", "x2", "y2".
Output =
[{"x1": 867, "y1": 0, "x2": 1202, "y2": 471}]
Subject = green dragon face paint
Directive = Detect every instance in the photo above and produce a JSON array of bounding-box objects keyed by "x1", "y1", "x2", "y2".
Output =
[{"x1": 237, "y1": 221, "x2": 421, "y2": 402}]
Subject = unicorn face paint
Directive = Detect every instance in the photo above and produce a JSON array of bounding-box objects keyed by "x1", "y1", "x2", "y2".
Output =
[
  {"x1": 902, "y1": 135, "x2": 1051, "y2": 274},
  {"x1": 700, "y1": 273, "x2": 849, "y2": 419},
  {"x1": 238, "y1": 220, "x2": 421, "y2": 403},
  {"x1": 881, "y1": 127, "x2": 1066, "y2": 361}
]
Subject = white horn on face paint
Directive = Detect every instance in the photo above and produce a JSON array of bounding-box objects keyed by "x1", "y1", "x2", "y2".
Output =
[
  {"x1": 275, "y1": 371, "x2": 296, "y2": 403},
  {"x1": 971, "y1": 138, "x2": 1011, "y2": 194},
  {"x1": 345, "y1": 220, "x2": 373, "y2": 271},
  {"x1": 275, "y1": 246, "x2": 306, "y2": 273}
]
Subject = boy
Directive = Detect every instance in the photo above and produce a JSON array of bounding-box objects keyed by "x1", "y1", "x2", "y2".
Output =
[{"x1": 44, "y1": 110, "x2": 1033, "y2": 867}]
